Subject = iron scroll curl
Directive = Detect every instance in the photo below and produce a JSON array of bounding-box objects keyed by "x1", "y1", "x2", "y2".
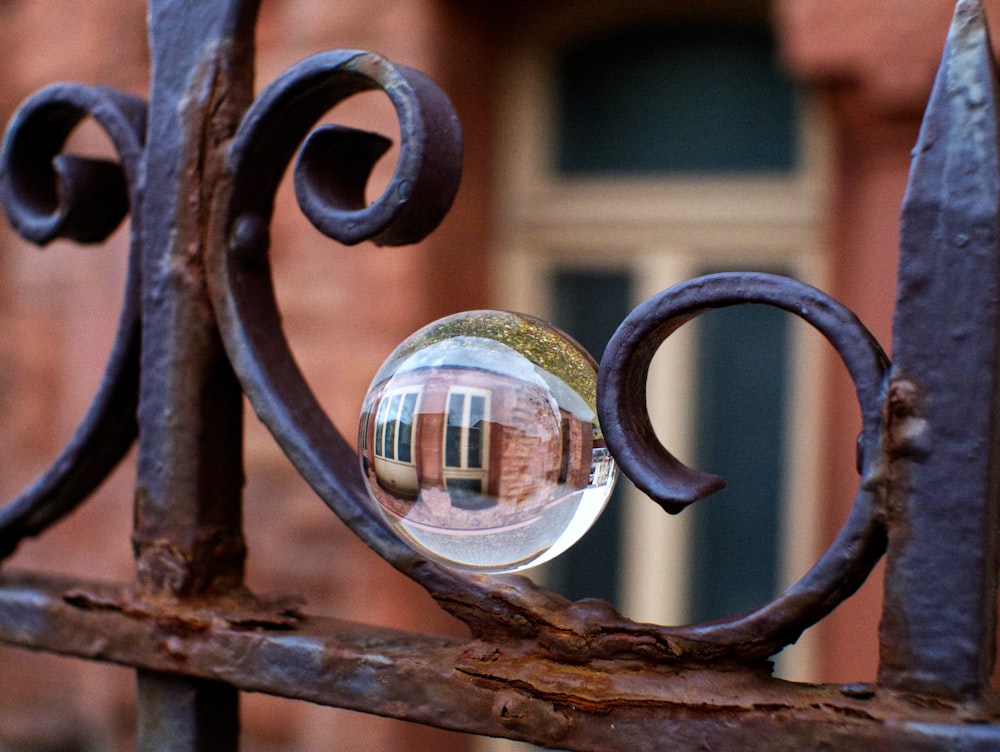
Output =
[
  {"x1": 0, "y1": 52, "x2": 894, "y2": 663},
  {"x1": 207, "y1": 51, "x2": 539, "y2": 620},
  {"x1": 209, "y1": 50, "x2": 657, "y2": 644},
  {"x1": 0, "y1": 84, "x2": 146, "y2": 559},
  {"x1": 598, "y1": 272, "x2": 890, "y2": 654},
  {"x1": 210, "y1": 51, "x2": 894, "y2": 661}
]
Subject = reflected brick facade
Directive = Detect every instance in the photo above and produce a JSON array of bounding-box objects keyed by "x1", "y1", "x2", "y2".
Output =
[{"x1": 362, "y1": 366, "x2": 593, "y2": 519}]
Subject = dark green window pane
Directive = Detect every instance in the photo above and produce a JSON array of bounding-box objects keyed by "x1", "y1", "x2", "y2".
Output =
[
  {"x1": 688, "y1": 269, "x2": 790, "y2": 622},
  {"x1": 445, "y1": 393, "x2": 464, "y2": 468},
  {"x1": 375, "y1": 399, "x2": 389, "y2": 458},
  {"x1": 542, "y1": 266, "x2": 791, "y2": 623},
  {"x1": 397, "y1": 392, "x2": 417, "y2": 464},
  {"x1": 556, "y1": 25, "x2": 797, "y2": 175},
  {"x1": 545, "y1": 268, "x2": 633, "y2": 607},
  {"x1": 467, "y1": 395, "x2": 486, "y2": 468},
  {"x1": 384, "y1": 393, "x2": 400, "y2": 461}
]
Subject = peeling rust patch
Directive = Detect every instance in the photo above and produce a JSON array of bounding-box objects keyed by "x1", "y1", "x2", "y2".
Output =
[
  {"x1": 64, "y1": 581, "x2": 303, "y2": 632},
  {"x1": 884, "y1": 378, "x2": 931, "y2": 461}
]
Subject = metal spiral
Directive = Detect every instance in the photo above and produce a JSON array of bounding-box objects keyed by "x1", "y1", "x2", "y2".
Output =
[
  {"x1": 207, "y1": 51, "x2": 499, "y2": 604},
  {"x1": 597, "y1": 271, "x2": 890, "y2": 657},
  {"x1": 0, "y1": 84, "x2": 146, "y2": 558},
  {"x1": 0, "y1": 54, "x2": 895, "y2": 665}
]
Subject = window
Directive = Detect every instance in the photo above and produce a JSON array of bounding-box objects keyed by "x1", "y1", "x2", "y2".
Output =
[
  {"x1": 372, "y1": 387, "x2": 421, "y2": 497},
  {"x1": 442, "y1": 387, "x2": 492, "y2": 508},
  {"x1": 555, "y1": 24, "x2": 797, "y2": 175},
  {"x1": 376, "y1": 389, "x2": 419, "y2": 463},
  {"x1": 495, "y1": 14, "x2": 828, "y2": 690}
]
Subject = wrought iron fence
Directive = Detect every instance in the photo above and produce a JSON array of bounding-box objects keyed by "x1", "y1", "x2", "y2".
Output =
[{"x1": 0, "y1": 0, "x2": 999, "y2": 749}]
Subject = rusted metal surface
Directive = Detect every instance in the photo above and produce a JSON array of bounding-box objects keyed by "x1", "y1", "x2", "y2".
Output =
[
  {"x1": 2, "y1": 569, "x2": 1000, "y2": 751},
  {"x1": 137, "y1": 672, "x2": 239, "y2": 752},
  {"x1": 878, "y1": 0, "x2": 1000, "y2": 700},
  {"x1": 597, "y1": 272, "x2": 889, "y2": 657},
  {"x1": 0, "y1": 83, "x2": 144, "y2": 559},
  {"x1": 133, "y1": 0, "x2": 256, "y2": 598},
  {"x1": 131, "y1": 2, "x2": 261, "y2": 748},
  {"x1": 0, "y1": 0, "x2": 999, "y2": 749}
]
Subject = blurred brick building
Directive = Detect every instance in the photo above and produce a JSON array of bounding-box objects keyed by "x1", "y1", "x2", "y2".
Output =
[{"x1": 0, "y1": 1, "x2": 990, "y2": 750}]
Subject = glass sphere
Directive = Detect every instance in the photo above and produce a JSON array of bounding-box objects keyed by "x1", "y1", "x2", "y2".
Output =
[{"x1": 358, "y1": 310, "x2": 618, "y2": 573}]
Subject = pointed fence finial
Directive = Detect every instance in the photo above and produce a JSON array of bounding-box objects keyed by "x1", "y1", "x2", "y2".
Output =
[{"x1": 880, "y1": 0, "x2": 1000, "y2": 699}]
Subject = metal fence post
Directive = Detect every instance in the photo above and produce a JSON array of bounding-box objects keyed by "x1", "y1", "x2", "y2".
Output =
[
  {"x1": 130, "y1": 3, "x2": 260, "y2": 749},
  {"x1": 879, "y1": 0, "x2": 1000, "y2": 699}
]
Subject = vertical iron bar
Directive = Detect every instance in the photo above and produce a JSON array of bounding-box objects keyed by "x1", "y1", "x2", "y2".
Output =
[
  {"x1": 137, "y1": 671, "x2": 240, "y2": 752},
  {"x1": 879, "y1": 0, "x2": 1000, "y2": 698},
  {"x1": 132, "y1": 2, "x2": 260, "y2": 749}
]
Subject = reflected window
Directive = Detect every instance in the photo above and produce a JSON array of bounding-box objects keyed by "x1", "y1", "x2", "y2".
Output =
[
  {"x1": 376, "y1": 389, "x2": 420, "y2": 464},
  {"x1": 443, "y1": 387, "x2": 491, "y2": 505},
  {"x1": 372, "y1": 388, "x2": 422, "y2": 498}
]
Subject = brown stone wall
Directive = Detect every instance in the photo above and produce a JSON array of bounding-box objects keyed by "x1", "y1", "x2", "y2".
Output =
[
  {"x1": 560, "y1": 416, "x2": 593, "y2": 490},
  {"x1": 491, "y1": 380, "x2": 563, "y2": 505}
]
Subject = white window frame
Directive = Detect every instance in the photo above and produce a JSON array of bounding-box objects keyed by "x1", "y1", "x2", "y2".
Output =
[
  {"x1": 490, "y1": 26, "x2": 831, "y2": 693},
  {"x1": 441, "y1": 386, "x2": 491, "y2": 495},
  {"x1": 372, "y1": 387, "x2": 422, "y2": 496}
]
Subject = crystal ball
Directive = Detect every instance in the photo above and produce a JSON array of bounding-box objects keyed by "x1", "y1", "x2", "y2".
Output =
[{"x1": 358, "y1": 310, "x2": 618, "y2": 573}]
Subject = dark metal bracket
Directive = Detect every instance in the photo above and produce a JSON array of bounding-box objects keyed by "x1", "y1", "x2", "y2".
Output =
[{"x1": 0, "y1": 0, "x2": 998, "y2": 749}]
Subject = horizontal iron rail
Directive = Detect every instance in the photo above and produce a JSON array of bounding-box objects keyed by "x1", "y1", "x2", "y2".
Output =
[{"x1": 2, "y1": 569, "x2": 999, "y2": 751}]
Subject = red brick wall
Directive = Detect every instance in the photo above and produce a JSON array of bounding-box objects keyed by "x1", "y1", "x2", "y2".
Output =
[
  {"x1": 0, "y1": 1, "x2": 487, "y2": 749},
  {"x1": 1, "y1": 0, "x2": 990, "y2": 747}
]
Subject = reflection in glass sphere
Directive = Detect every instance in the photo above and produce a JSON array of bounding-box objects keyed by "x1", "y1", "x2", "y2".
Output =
[{"x1": 358, "y1": 310, "x2": 618, "y2": 573}]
